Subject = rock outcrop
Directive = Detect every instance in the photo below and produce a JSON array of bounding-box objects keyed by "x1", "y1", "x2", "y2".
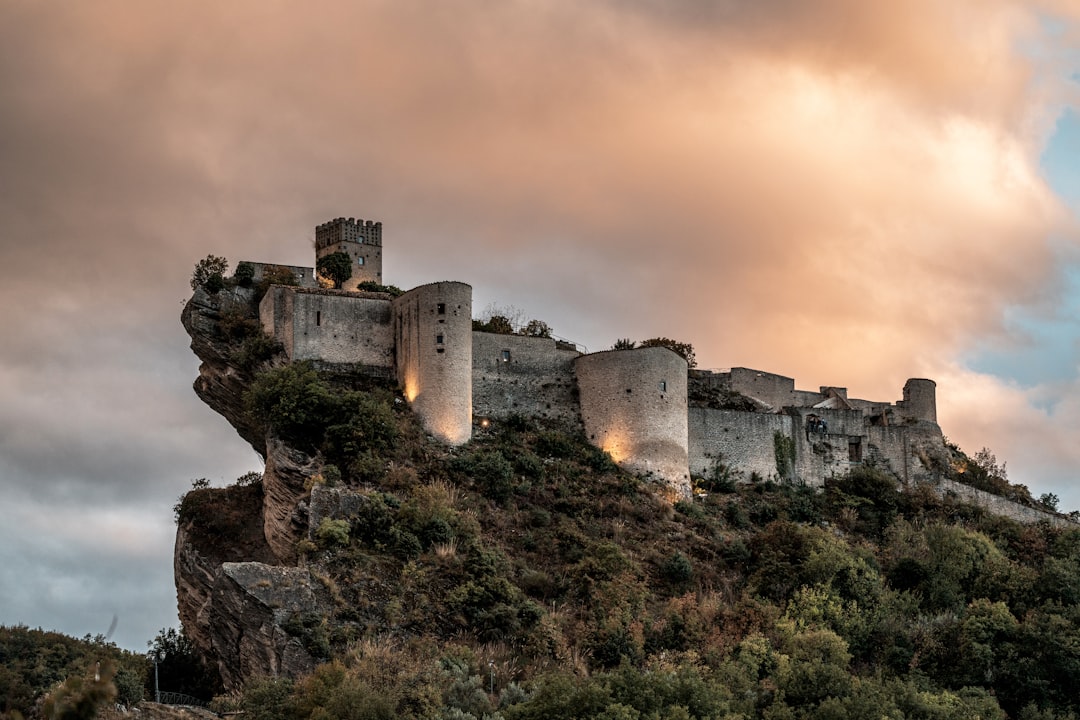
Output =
[
  {"x1": 178, "y1": 290, "x2": 333, "y2": 689},
  {"x1": 181, "y1": 287, "x2": 268, "y2": 456}
]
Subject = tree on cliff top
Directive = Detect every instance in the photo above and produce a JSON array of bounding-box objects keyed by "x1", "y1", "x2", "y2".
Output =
[
  {"x1": 317, "y1": 252, "x2": 353, "y2": 290},
  {"x1": 190, "y1": 255, "x2": 229, "y2": 293},
  {"x1": 639, "y1": 337, "x2": 696, "y2": 368}
]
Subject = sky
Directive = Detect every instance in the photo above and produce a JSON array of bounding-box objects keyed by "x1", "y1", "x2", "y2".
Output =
[{"x1": 0, "y1": 0, "x2": 1078, "y2": 652}]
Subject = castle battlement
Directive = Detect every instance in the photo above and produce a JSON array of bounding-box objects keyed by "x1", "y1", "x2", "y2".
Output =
[{"x1": 315, "y1": 217, "x2": 383, "y2": 249}]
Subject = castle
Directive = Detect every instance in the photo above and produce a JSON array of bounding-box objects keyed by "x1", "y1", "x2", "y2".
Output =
[{"x1": 245, "y1": 216, "x2": 946, "y2": 497}]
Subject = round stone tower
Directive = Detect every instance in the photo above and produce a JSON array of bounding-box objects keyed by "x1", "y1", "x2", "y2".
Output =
[
  {"x1": 574, "y1": 346, "x2": 690, "y2": 497},
  {"x1": 901, "y1": 378, "x2": 937, "y2": 423},
  {"x1": 392, "y1": 282, "x2": 472, "y2": 445}
]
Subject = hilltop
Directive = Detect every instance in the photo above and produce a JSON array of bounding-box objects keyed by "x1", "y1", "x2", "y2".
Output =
[{"x1": 169, "y1": 263, "x2": 1080, "y2": 720}]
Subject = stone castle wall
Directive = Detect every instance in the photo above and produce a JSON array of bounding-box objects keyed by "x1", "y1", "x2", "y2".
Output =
[
  {"x1": 689, "y1": 408, "x2": 794, "y2": 481},
  {"x1": 472, "y1": 332, "x2": 581, "y2": 425},
  {"x1": 576, "y1": 347, "x2": 690, "y2": 496},
  {"x1": 393, "y1": 282, "x2": 473, "y2": 445},
  {"x1": 260, "y1": 288, "x2": 394, "y2": 369}
]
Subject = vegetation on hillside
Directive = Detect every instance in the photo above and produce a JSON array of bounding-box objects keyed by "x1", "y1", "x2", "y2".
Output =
[
  {"x1": 0, "y1": 626, "x2": 146, "y2": 717},
  {"x1": 166, "y1": 355, "x2": 1080, "y2": 720}
]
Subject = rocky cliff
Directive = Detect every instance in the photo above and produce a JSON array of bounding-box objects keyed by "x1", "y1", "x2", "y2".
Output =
[{"x1": 178, "y1": 290, "x2": 333, "y2": 688}]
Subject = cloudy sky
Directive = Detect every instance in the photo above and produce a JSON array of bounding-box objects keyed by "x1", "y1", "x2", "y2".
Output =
[{"x1": 1, "y1": 1, "x2": 1079, "y2": 652}]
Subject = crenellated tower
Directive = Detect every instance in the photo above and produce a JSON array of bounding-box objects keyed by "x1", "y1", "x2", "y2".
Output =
[{"x1": 315, "y1": 217, "x2": 383, "y2": 291}]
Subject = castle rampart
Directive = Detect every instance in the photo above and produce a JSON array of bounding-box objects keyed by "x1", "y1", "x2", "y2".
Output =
[
  {"x1": 576, "y1": 347, "x2": 690, "y2": 496},
  {"x1": 393, "y1": 282, "x2": 473, "y2": 445},
  {"x1": 472, "y1": 332, "x2": 581, "y2": 425}
]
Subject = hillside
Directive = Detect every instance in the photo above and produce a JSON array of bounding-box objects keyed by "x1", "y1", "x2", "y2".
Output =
[{"x1": 175, "y1": 280, "x2": 1080, "y2": 720}]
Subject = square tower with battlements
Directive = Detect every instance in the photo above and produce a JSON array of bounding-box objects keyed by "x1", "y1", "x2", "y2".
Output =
[{"x1": 315, "y1": 217, "x2": 383, "y2": 291}]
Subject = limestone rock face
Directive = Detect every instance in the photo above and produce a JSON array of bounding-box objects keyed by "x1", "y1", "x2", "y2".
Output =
[
  {"x1": 174, "y1": 534, "x2": 326, "y2": 690},
  {"x1": 181, "y1": 287, "x2": 268, "y2": 456},
  {"x1": 261, "y1": 437, "x2": 320, "y2": 563},
  {"x1": 178, "y1": 288, "x2": 330, "y2": 688}
]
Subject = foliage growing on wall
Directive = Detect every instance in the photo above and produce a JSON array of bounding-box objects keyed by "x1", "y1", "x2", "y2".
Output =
[
  {"x1": 638, "y1": 337, "x2": 696, "y2": 368},
  {"x1": 357, "y1": 281, "x2": 404, "y2": 297},
  {"x1": 773, "y1": 431, "x2": 796, "y2": 480}
]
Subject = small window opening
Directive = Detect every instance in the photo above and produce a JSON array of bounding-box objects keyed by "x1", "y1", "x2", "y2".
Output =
[
  {"x1": 437, "y1": 303, "x2": 446, "y2": 314},
  {"x1": 436, "y1": 334, "x2": 444, "y2": 344},
  {"x1": 357, "y1": 257, "x2": 365, "y2": 266},
  {"x1": 501, "y1": 350, "x2": 511, "y2": 362},
  {"x1": 316, "y1": 311, "x2": 321, "y2": 327},
  {"x1": 659, "y1": 380, "x2": 667, "y2": 392},
  {"x1": 848, "y1": 440, "x2": 862, "y2": 462}
]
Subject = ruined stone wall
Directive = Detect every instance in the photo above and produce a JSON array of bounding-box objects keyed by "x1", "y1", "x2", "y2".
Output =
[
  {"x1": 864, "y1": 424, "x2": 945, "y2": 484},
  {"x1": 393, "y1": 282, "x2": 472, "y2": 445},
  {"x1": 791, "y1": 408, "x2": 868, "y2": 485},
  {"x1": 728, "y1": 368, "x2": 797, "y2": 410},
  {"x1": 932, "y1": 479, "x2": 1072, "y2": 526},
  {"x1": 688, "y1": 408, "x2": 794, "y2": 482},
  {"x1": 242, "y1": 261, "x2": 320, "y2": 289},
  {"x1": 472, "y1": 332, "x2": 581, "y2": 425},
  {"x1": 576, "y1": 347, "x2": 690, "y2": 496},
  {"x1": 898, "y1": 378, "x2": 937, "y2": 423}
]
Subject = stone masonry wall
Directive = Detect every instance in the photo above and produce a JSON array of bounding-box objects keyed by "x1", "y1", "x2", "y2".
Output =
[
  {"x1": 260, "y1": 286, "x2": 295, "y2": 357},
  {"x1": 472, "y1": 332, "x2": 581, "y2": 425},
  {"x1": 728, "y1": 368, "x2": 797, "y2": 410},
  {"x1": 933, "y1": 479, "x2": 1071, "y2": 526},
  {"x1": 393, "y1": 282, "x2": 472, "y2": 445},
  {"x1": 689, "y1": 408, "x2": 793, "y2": 482},
  {"x1": 576, "y1": 347, "x2": 690, "y2": 496},
  {"x1": 288, "y1": 290, "x2": 393, "y2": 368}
]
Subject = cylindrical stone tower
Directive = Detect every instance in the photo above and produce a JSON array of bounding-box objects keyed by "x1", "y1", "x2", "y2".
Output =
[
  {"x1": 575, "y1": 346, "x2": 690, "y2": 497},
  {"x1": 392, "y1": 282, "x2": 472, "y2": 445},
  {"x1": 901, "y1": 378, "x2": 937, "y2": 423}
]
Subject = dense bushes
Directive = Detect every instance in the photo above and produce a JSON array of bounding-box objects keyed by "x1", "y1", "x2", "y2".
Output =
[{"x1": 246, "y1": 362, "x2": 398, "y2": 480}]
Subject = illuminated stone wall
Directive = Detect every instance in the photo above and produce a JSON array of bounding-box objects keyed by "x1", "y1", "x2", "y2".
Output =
[
  {"x1": 575, "y1": 347, "x2": 690, "y2": 496},
  {"x1": 393, "y1": 282, "x2": 472, "y2": 445}
]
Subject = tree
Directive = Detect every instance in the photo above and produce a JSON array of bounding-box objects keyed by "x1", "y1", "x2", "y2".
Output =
[
  {"x1": 523, "y1": 320, "x2": 552, "y2": 338},
  {"x1": 146, "y1": 627, "x2": 220, "y2": 701},
  {"x1": 611, "y1": 339, "x2": 636, "y2": 350},
  {"x1": 190, "y1": 255, "x2": 229, "y2": 292},
  {"x1": 233, "y1": 261, "x2": 256, "y2": 287},
  {"x1": 1040, "y1": 493, "x2": 1060, "y2": 511},
  {"x1": 639, "y1": 337, "x2": 696, "y2": 368},
  {"x1": 316, "y1": 251, "x2": 353, "y2": 289}
]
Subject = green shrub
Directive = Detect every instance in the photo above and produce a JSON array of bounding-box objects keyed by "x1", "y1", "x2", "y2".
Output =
[
  {"x1": 316, "y1": 518, "x2": 351, "y2": 548},
  {"x1": 662, "y1": 552, "x2": 693, "y2": 585},
  {"x1": 233, "y1": 261, "x2": 255, "y2": 287}
]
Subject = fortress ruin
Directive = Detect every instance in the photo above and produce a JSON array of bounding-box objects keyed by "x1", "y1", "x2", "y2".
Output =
[{"x1": 246, "y1": 216, "x2": 946, "y2": 498}]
